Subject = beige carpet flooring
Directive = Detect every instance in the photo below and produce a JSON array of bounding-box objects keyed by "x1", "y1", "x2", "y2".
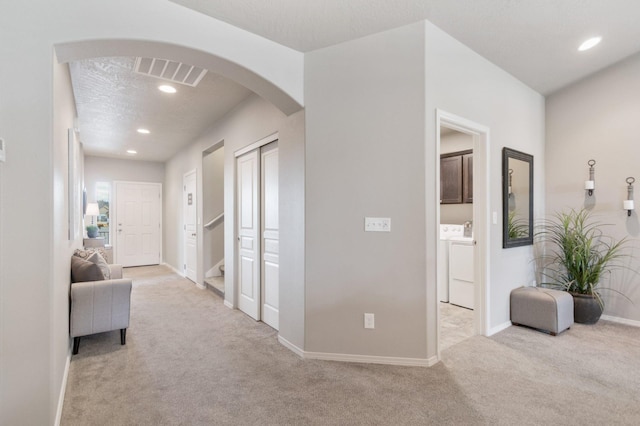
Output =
[
  {"x1": 61, "y1": 265, "x2": 640, "y2": 425},
  {"x1": 439, "y1": 302, "x2": 475, "y2": 351}
]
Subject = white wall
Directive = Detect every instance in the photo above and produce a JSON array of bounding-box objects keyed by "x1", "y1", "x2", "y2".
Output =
[
  {"x1": 305, "y1": 22, "x2": 428, "y2": 360},
  {"x1": 0, "y1": 43, "x2": 82, "y2": 426},
  {"x1": 424, "y1": 20, "x2": 545, "y2": 351},
  {"x1": 0, "y1": 51, "x2": 81, "y2": 423},
  {"x1": 203, "y1": 147, "x2": 225, "y2": 275},
  {"x1": 0, "y1": 2, "x2": 303, "y2": 423},
  {"x1": 51, "y1": 56, "x2": 84, "y2": 425},
  {"x1": 164, "y1": 94, "x2": 305, "y2": 348},
  {"x1": 84, "y1": 156, "x2": 165, "y2": 203},
  {"x1": 546, "y1": 53, "x2": 640, "y2": 322}
]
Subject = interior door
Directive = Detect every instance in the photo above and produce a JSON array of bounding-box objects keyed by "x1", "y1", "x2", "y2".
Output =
[
  {"x1": 261, "y1": 143, "x2": 279, "y2": 330},
  {"x1": 115, "y1": 182, "x2": 161, "y2": 267},
  {"x1": 237, "y1": 150, "x2": 260, "y2": 320},
  {"x1": 184, "y1": 170, "x2": 197, "y2": 282}
]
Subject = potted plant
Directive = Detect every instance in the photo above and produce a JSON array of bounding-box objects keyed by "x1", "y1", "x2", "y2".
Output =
[
  {"x1": 86, "y1": 225, "x2": 99, "y2": 238},
  {"x1": 535, "y1": 209, "x2": 630, "y2": 324},
  {"x1": 508, "y1": 210, "x2": 529, "y2": 239}
]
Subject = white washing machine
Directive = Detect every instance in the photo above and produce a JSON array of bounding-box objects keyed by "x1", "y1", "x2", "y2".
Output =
[
  {"x1": 438, "y1": 224, "x2": 464, "y2": 302},
  {"x1": 449, "y1": 236, "x2": 474, "y2": 309}
]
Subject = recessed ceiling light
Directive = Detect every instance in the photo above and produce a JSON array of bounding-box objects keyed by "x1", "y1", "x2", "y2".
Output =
[
  {"x1": 137, "y1": 128, "x2": 150, "y2": 134},
  {"x1": 159, "y1": 84, "x2": 177, "y2": 94},
  {"x1": 127, "y1": 150, "x2": 137, "y2": 154},
  {"x1": 578, "y1": 36, "x2": 602, "y2": 52}
]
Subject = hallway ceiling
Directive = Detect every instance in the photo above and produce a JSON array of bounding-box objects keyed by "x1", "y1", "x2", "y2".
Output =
[
  {"x1": 69, "y1": 57, "x2": 252, "y2": 162},
  {"x1": 71, "y1": 1, "x2": 640, "y2": 162}
]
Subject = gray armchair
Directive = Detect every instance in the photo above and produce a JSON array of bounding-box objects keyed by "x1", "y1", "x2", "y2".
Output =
[{"x1": 70, "y1": 264, "x2": 132, "y2": 354}]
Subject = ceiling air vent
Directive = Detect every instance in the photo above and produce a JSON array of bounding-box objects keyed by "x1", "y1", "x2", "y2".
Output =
[{"x1": 134, "y1": 57, "x2": 207, "y2": 87}]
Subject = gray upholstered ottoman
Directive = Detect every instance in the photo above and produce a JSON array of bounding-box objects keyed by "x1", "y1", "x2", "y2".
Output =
[{"x1": 510, "y1": 287, "x2": 573, "y2": 335}]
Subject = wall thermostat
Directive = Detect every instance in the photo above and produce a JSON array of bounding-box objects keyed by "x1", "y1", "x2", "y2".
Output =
[{"x1": 0, "y1": 138, "x2": 5, "y2": 163}]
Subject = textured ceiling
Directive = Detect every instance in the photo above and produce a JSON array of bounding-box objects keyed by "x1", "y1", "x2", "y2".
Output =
[
  {"x1": 172, "y1": 0, "x2": 640, "y2": 95},
  {"x1": 72, "y1": 1, "x2": 640, "y2": 162},
  {"x1": 69, "y1": 57, "x2": 252, "y2": 162}
]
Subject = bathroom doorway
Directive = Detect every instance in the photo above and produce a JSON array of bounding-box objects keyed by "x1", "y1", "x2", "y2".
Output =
[{"x1": 436, "y1": 110, "x2": 490, "y2": 358}]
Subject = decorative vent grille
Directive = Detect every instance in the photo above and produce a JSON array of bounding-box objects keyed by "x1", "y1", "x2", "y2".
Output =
[{"x1": 134, "y1": 57, "x2": 207, "y2": 87}]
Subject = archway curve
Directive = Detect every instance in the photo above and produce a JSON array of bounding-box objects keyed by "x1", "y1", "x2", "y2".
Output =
[{"x1": 55, "y1": 39, "x2": 303, "y2": 116}]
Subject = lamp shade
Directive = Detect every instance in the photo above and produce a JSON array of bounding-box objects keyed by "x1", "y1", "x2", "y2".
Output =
[{"x1": 85, "y1": 203, "x2": 100, "y2": 216}]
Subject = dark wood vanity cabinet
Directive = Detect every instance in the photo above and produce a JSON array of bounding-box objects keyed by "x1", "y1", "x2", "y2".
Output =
[{"x1": 440, "y1": 150, "x2": 473, "y2": 204}]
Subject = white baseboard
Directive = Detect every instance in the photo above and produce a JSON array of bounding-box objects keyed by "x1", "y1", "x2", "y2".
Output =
[
  {"x1": 223, "y1": 300, "x2": 233, "y2": 309},
  {"x1": 161, "y1": 262, "x2": 184, "y2": 277},
  {"x1": 304, "y1": 351, "x2": 436, "y2": 367},
  {"x1": 277, "y1": 335, "x2": 435, "y2": 367},
  {"x1": 195, "y1": 282, "x2": 206, "y2": 290},
  {"x1": 55, "y1": 350, "x2": 71, "y2": 426},
  {"x1": 487, "y1": 321, "x2": 512, "y2": 336},
  {"x1": 601, "y1": 314, "x2": 640, "y2": 327},
  {"x1": 205, "y1": 259, "x2": 224, "y2": 278},
  {"x1": 278, "y1": 335, "x2": 304, "y2": 358}
]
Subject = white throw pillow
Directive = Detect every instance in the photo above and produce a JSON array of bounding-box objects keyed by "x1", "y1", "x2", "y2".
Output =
[{"x1": 86, "y1": 252, "x2": 111, "y2": 280}]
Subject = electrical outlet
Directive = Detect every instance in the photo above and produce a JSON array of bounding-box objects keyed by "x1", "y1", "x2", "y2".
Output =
[{"x1": 364, "y1": 313, "x2": 375, "y2": 329}]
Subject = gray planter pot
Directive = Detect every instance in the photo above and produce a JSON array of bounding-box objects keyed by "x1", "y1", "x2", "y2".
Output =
[{"x1": 571, "y1": 293, "x2": 603, "y2": 324}]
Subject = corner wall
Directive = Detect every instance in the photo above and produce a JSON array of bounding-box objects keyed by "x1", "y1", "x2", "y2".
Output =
[
  {"x1": 0, "y1": 50, "x2": 81, "y2": 425},
  {"x1": 305, "y1": 22, "x2": 428, "y2": 360},
  {"x1": 51, "y1": 55, "x2": 84, "y2": 425},
  {"x1": 546, "y1": 53, "x2": 640, "y2": 322},
  {"x1": 304, "y1": 19, "x2": 545, "y2": 362}
]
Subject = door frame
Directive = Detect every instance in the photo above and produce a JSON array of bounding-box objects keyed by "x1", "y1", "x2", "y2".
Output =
[
  {"x1": 435, "y1": 110, "x2": 490, "y2": 359},
  {"x1": 183, "y1": 169, "x2": 201, "y2": 287},
  {"x1": 233, "y1": 132, "x2": 279, "y2": 314},
  {"x1": 112, "y1": 180, "x2": 163, "y2": 266}
]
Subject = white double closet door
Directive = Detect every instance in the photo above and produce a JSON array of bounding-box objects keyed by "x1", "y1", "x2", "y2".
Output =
[{"x1": 237, "y1": 142, "x2": 279, "y2": 330}]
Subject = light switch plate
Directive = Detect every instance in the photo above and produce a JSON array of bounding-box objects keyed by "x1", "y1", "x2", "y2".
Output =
[
  {"x1": 364, "y1": 313, "x2": 375, "y2": 329},
  {"x1": 0, "y1": 138, "x2": 5, "y2": 163},
  {"x1": 365, "y1": 217, "x2": 391, "y2": 232}
]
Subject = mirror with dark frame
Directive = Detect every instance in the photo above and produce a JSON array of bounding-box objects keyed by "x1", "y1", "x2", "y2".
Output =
[{"x1": 502, "y1": 148, "x2": 533, "y2": 248}]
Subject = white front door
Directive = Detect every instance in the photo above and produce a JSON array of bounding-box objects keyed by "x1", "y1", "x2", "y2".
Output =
[
  {"x1": 261, "y1": 143, "x2": 279, "y2": 330},
  {"x1": 184, "y1": 170, "x2": 197, "y2": 282},
  {"x1": 115, "y1": 182, "x2": 162, "y2": 267},
  {"x1": 237, "y1": 150, "x2": 260, "y2": 320}
]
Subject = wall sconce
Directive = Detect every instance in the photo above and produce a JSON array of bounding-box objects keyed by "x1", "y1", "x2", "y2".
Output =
[
  {"x1": 584, "y1": 159, "x2": 596, "y2": 196},
  {"x1": 624, "y1": 177, "x2": 635, "y2": 217}
]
